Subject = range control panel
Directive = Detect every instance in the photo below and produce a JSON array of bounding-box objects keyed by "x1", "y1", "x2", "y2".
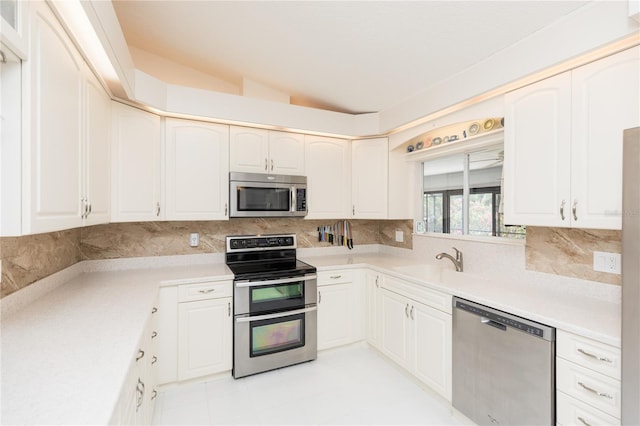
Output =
[{"x1": 227, "y1": 234, "x2": 296, "y2": 252}]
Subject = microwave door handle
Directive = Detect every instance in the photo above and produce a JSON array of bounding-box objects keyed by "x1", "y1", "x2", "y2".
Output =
[{"x1": 291, "y1": 186, "x2": 296, "y2": 213}]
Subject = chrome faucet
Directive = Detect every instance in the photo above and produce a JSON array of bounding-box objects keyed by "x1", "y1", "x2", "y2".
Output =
[{"x1": 435, "y1": 247, "x2": 463, "y2": 272}]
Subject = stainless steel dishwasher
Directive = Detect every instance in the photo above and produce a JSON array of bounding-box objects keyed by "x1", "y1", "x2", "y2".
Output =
[{"x1": 452, "y1": 297, "x2": 555, "y2": 426}]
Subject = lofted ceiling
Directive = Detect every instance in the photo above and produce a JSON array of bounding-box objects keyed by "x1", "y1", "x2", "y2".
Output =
[{"x1": 112, "y1": 1, "x2": 590, "y2": 115}]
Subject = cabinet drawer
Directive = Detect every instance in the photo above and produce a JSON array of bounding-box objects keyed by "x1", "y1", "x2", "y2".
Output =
[
  {"x1": 557, "y1": 330, "x2": 620, "y2": 379},
  {"x1": 556, "y1": 358, "x2": 621, "y2": 419},
  {"x1": 381, "y1": 275, "x2": 451, "y2": 314},
  {"x1": 557, "y1": 391, "x2": 620, "y2": 425},
  {"x1": 318, "y1": 270, "x2": 354, "y2": 286},
  {"x1": 178, "y1": 281, "x2": 232, "y2": 302}
]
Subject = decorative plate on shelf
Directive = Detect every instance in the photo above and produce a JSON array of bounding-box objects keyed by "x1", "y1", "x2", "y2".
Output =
[
  {"x1": 483, "y1": 119, "x2": 495, "y2": 131},
  {"x1": 416, "y1": 141, "x2": 424, "y2": 150},
  {"x1": 468, "y1": 122, "x2": 480, "y2": 135},
  {"x1": 432, "y1": 137, "x2": 442, "y2": 145},
  {"x1": 406, "y1": 144, "x2": 415, "y2": 152}
]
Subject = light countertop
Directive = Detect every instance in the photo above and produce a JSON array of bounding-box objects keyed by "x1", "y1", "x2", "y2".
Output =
[{"x1": 1, "y1": 251, "x2": 619, "y2": 425}]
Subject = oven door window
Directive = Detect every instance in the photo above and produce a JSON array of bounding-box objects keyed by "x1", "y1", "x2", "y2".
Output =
[
  {"x1": 251, "y1": 282, "x2": 304, "y2": 312},
  {"x1": 237, "y1": 186, "x2": 291, "y2": 212},
  {"x1": 251, "y1": 313, "x2": 305, "y2": 357}
]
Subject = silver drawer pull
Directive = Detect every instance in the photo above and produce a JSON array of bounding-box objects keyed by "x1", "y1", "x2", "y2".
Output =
[
  {"x1": 577, "y1": 348, "x2": 613, "y2": 364},
  {"x1": 199, "y1": 288, "x2": 215, "y2": 294},
  {"x1": 136, "y1": 349, "x2": 145, "y2": 362},
  {"x1": 577, "y1": 416, "x2": 591, "y2": 426},
  {"x1": 151, "y1": 331, "x2": 158, "y2": 339},
  {"x1": 577, "y1": 381, "x2": 613, "y2": 399},
  {"x1": 330, "y1": 275, "x2": 342, "y2": 279}
]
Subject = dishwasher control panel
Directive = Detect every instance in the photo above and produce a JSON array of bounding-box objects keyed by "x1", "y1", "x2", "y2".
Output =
[{"x1": 454, "y1": 299, "x2": 553, "y2": 340}]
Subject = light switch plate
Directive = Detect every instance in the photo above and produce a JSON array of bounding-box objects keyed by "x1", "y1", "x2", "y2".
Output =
[
  {"x1": 593, "y1": 251, "x2": 621, "y2": 274},
  {"x1": 395, "y1": 230, "x2": 403, "y2": 242},
  {"x1": 189, "y1": 233, "x2": 200, "y2": 247}
]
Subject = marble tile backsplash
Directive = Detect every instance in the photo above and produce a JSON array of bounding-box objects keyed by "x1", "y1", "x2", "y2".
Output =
[
  {"x1": 0, "y1": 221, "x2": 622, "y2": 299},
  {"x1": 525, "y1": 226, "x2": 622, "y2": 286},
  {"x1": 0, "y1": 219, "x2": 412, "y2": 297}
]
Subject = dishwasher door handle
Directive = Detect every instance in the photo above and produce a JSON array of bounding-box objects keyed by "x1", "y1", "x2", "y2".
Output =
[{"x1": 480, "y1": 316, "x2": 507, "y2": 331}]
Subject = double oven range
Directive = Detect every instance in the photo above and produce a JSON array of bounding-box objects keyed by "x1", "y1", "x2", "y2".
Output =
[{"x1": 225, "y1": 234, "x2": 317, "y2": 378}]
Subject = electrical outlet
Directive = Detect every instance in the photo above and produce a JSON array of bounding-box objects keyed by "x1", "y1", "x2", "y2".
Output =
[
  {"x1": 395, "y1": 230, "x2": 404, "y2": 243},
  {"x1": 593, "y1": 251, "x2": 621, "y2": 274},
  {"x1": 189, "y1": 233, "x2": 200, "y2": 247}
]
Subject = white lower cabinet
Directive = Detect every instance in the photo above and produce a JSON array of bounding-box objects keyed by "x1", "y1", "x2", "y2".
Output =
[
  {"x1": 365, "y1": 270, "x2": 381, "y2": 349},
  {"x1": 556, "y1": 330, "x2": 622, "y2": 425},
  {"x1": 177, "y1": 281, "x2": 233, "y2": 381},
  {"x1": 317, "y1": 270, "x2": 364, "y2": 350},
  {"x1": 111, "y1": 305, "x2": 159, "y2": 425},
  {"x1": 379, "y1": 274, "x2": 452, "y2": 401}
]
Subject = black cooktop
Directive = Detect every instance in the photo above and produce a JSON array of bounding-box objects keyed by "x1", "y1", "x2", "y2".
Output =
[{"x1": 225, "y1": 234, "x2": 316, "y2": 280}]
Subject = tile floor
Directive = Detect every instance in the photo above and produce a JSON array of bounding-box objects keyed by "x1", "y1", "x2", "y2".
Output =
[{"x1": 152, "y1": 344, "x2": 463, "y2": 425}]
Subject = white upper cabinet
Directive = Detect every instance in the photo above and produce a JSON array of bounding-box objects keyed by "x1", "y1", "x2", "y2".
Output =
[
  {"x1": 351, "y1": 138, "x2": 388, "y2": 219},
  {"x1": 24, "y1": 1, "x2": 83, "y2": 234},
  {"x1": 111, "y1": 102, "x2": 163, "y2": 222},
  {"x1": 505, "y1": 46, "x2": 639, "y2": 230},
  {"x1": 0, "y1": 0, "x2": 28, "y2": 58},
  {"x1": 230, "y1": 126, "x2": 305, "y2": 175},
  {"x1": 305, "y1": 136, "x2": 351, "y2": 219},
  {"x1": 165, "y1": 118, "x2": 229, "y2": 220},
  {"x1": 570, "y1": 46, "x2": 640, "y2": 229},
  {"x1": 83, "y1": 69, "x2": 111, "y2": 226},
  {"x1": 504, "y1": 72, "x2": 572, "y2": 228}
]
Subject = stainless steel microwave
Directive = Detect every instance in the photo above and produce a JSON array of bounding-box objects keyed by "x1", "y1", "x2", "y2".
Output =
[{"x1": 229, "y1": 172, "x2": 307, "y2": 217}]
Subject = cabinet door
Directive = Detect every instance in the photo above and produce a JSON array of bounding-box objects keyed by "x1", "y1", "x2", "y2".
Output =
[
  {"x1": 111, "y1": 102, "x2": 162, "y2": 222},
  {"x1": 571, "y1": 46, "x2": 640, "y2": 230},
  {"x1": 178, "y1": 297, "x2": 232, "y2": 381},
  {"x1": 269, "y1": 131, "x2": 305, "y2": 175},
  {"x1": 351, "y1": 138, "x2": 388, "y2": 219},
  {"x1": 379, "y1": 288, "x2": 410, "y2": 369},
  {"x1": 411, "y1": 301, "x2": 452, "y2": 401},
  {"x1": 26, "y1": 2, "x2": 83, "y2": 233},
  {"x1": 165, "y1": 119, "x2": 229, "y2": 220},
  {"x1": 229, "y1": 126, "x2": 269, "y2": 173},
  {"x1": 317, "y1": 283, "x2": 353, "y2": 350},
  {"x1": 305, "y1": 136, "x2": 351, "y2": 219},
  {"x1": 365, "y1": 270, "x2": 381, "y2": 349},
  {"x1": 504, "y1": 72, "x2": 572, "y2": 227},
  {"x1": 83, "y1": 70, "x2": 111, "y2": 226}
]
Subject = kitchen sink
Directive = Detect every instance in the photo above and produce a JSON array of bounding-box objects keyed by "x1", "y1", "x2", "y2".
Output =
[{"x1": 392, "y1": 264, "x2": 443, "y2": 282}]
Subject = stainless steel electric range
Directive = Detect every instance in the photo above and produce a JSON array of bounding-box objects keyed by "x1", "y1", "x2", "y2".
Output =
[{"x1": 225, "y1": 234, "x2": 317, "y2": 378}]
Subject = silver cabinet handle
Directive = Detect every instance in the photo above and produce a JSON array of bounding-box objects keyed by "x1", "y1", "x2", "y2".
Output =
[
  {"x1": 151, "y1": 356, "x2": 157, "y2": 365},
  {"x1": 136, "y1": 349, "x2": 145, "y2": 362},
  {"x1": 560, "y1": 199, "x2": 566, "y2": 221},
  {"x1": 136, "y1": 378, "x2": 145, "y2": 411},
  {"x1": 577, "y1": 381, "x2": 613, "y2": 399},
  {"x1": 572, "y1": 199, "x2": 578, "y2": 221},
  {"x1": 271, "y1": 159, "x2": 274, "y2": 171},
  {"x1": 236, "y1": 306, "x2": 317, "y2": 323},
  {"x1": 80, "y1": 197, "x2": 86, "y2": 219},
  {"x1": 577, "y1": 348, "x2": 613, "y2": 364},
  {"x1": 228, "y1": 302, "x2": 231, "y2": 317},
  {"x1": 318, "y1": 291, "x2": 322, "y2": 304},
  {"x1": 577, "y1": 416, "x2": 591, "y2": 426},
  {"x1": 151, "y1": 331, "x2": 158, "y2": 339},
  {"x1": 330, "y1": 275, "x2": 342, "y2": 279},
  {"x1": 405, "y1": 304, "x2": 409, "y2": 318},
  {"x1": 87, "y1": 202, "x2": 92, "y2": 217},
  {"x1": 151, "y1": 307, "x2": 158, "y2": 314},
  {"x1": 264, "y1": 158, "x2": 268, "y2": 171},
  {"x1": 410, "y1": 305, "x2": 414, "y2": 320},
  {"x1": 199, "y1": 288, "x2": 215, "y2": 294},
  {"x1": 352, "y1": 205, "x2": 355, "y2": 216},
  {"x1": 375, "y1": 276, "x2": 379, "y2": 287},
  {"x1": 151, "y1": 390, "x2": 158, "y2": 400},
  {"x1": 225, "y1": 203, "x2": 228, "y2": 217},
  {"x1": 156, "y1": 202, "x2": 161, "y2": 217}
]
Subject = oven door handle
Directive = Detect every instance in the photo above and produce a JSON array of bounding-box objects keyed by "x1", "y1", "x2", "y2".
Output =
[
  {"x1": 235, "y1": 274, "x2": 317, "y2": 288},
  {"x1": 235, "y1": 306, "x2": 318, "y2": 323}
]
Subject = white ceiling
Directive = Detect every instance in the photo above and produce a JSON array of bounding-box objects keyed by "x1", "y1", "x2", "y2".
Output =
[{"x1": 112, "y1": 1, "x2": 589, "y2": 115}]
